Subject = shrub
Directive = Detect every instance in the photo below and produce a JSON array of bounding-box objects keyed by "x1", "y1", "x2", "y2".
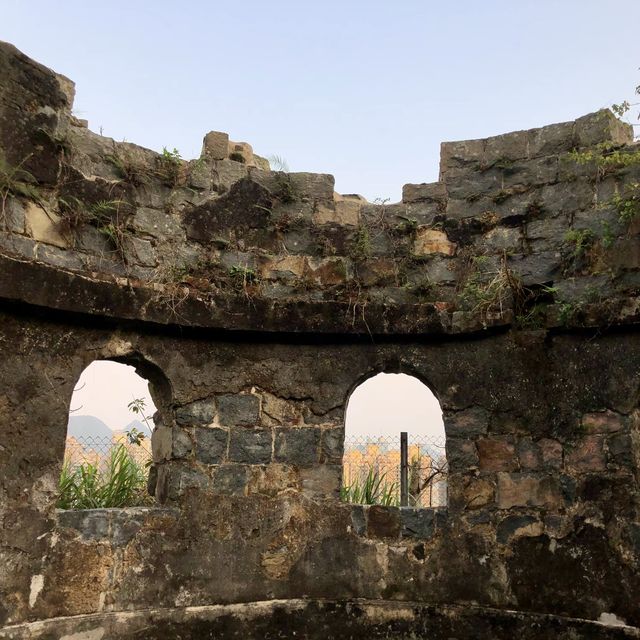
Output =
[{"x1": 57, "y1": 443, "x2": 150, "y2": 509}]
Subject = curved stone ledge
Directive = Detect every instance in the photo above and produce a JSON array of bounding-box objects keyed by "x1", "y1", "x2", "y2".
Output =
[
  {"x1": 2, "y1": 600, "x2": 638, "y2": 639},
  {"x1": 2, "y1": 254, "x2": 639, "y2": 336}
]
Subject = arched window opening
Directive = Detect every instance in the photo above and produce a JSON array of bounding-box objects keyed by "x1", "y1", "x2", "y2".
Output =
[
  {"x1": 59, "y1": 360, "x2": 157, "y2": 509},
  {"x1": 342, "y1": 372, "x2": 447, "y2": 508}
]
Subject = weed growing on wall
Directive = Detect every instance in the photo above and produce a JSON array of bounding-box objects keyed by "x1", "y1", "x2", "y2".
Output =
[
  {"x1": 0, "y1": 152, "x2": 40, "y2": 217},
  {"x1": 57, "y1": 444, "x2": 150, "y2": 509},
  {"x1": 340, "y1": 467, "x2": 399, "y2": 506}
]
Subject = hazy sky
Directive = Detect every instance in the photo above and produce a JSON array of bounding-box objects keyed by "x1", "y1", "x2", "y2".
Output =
[
  {"x1": 346, "y1": 373, "x2": 444, "y2": 440},
  {"x1": 71, "y1": 361, "x2": 156, "y2": 431},
  {"x1": 4, "y1": 1, "x2": 639, "y2": 201}
]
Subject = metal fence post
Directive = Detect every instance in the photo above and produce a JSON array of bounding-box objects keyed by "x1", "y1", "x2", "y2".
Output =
[{"x1": 400, "y1": 431, "x2": 408, "y2": 507}]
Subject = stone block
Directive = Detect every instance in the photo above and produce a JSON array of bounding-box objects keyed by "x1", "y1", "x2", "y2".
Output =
[
  {"x1": 480, "y1": 226, "x2": 522, "y2": 253},
  {"x1": 228, "y1": 428, "x2": 272, "y2": 464},
  {"x1": 151, "y1": 424, "x2": 172, "y2": 462},
  {"x1": 446, "y1": 407, "x2": 489, "y2": 437},
  {"x1": 607, "y1": 433, "x2": 634, "y2": 468},
  {"x1": 175, "y1": 398, "x2": 216, "y2": 426},
  {"x1": 202, "y1": 131, "x2": 229, "y2": 160},
  {"x1": 217, "y1": 393, "x2": 261, "y2": 427},
  {"x1": 517, "y1": 440, "x2": 542, "y2": 470},
  {"x1": 259, "y1": 255, "x2": 308, "y2": 281},
  {"x1": 447, "y1": 438, "x2": 479, "y2": 471},
  {"x1": 414, "y1": 228, "x2": 456, "y2": 256},
  {"x1": 125, "y1": 236, "x2": 156, "y2": 267},
  {"x1": 445, "y1": 170, "x2": 502, "y2": 200},
  {"x1": 299, "y1": 464, "x2": 341, "y2": 498},
  {"x1": 0, "y1": 231, "x2": 36, "y2": 258},
  {"x1": 320, "y1": 427, "x2": 344, "y2": 464},
  {"x1": 132, "y1": 207, "x2": 182, "y2": 239},
  {"x1": 539, "y1": 179, "x2": 594, "y2": 216},
  {"x1": 367, "y1": 505, "x2": 401, "y2": 539},
  {"x1": 313, "y1": 196, "x2": 361, "y2": 226},
  {"x1": 477, "y1": 438, "x2": 517, "y2": 472},
  {"x1": 497, "y1": 515, "x2": 543, "y2": 544},
  {"x1": 194, "y1": 427, "x2": 228, "y2": 465},
  {"x1": 424, "y1": 257, "x2": 457, "y2": 284},
  {"x1": 212, "y1": 464, "x2": 249, "y2": 496},
  {"x1": 25, "y1": 203, "x2": 67, "y2": 248},
  {"x1": 289, "y1": 172, "x2": 335, "y2": 201},
  {"x1": 350, "y1": 505, "x2": 367, "y2": 535},
  {"x1": 527, "y1": 121, "x2": 576, "y2": 157},
  {"x1": 188, "y1": 160, "x2": 212, "y2": 190},
  {"x1": 402, "y1": 181, "x2": 446, "y2": 204},
  {"x1": 502, "y1": 156, "x2": 559, "y2": 188},
  {"x1": 306, "y1": 257, "x2": 348, "y2": 286},
  {"x1": 260, "y1": 391, "x2": 300, "y2": 426},
  {"x1": 462, "y1": 476, "x2": 494, "y2": 509},
  {"x1": 539, "y1": 438, "x2": 563, "y2": 470},
  {"x1": 355, "y1": 257, "x2": 397, "y2": 287},
  {"x1": 247, "y1": 464, "x2": 299, "y2": 496},
  {"x1": 173, "y1": 467, "x2": 211, "y2": 496},
  {"x1": 484, "y1": 130, "x2": 529, "y2": 163},
  {"x1": 74, "y1": 225, "x2": 112, "y2": 255},
  {"x1": 496, "y1": 472, "x2": 563, "y2": 509},
  {"x1": 440, "y1": 138, "x2": 485, "y2": 174},
  {"x1": 274, "y1": 427, "x2": 321, "y2": 466},
  {"x1": 228, "y1": 141, "x2": 254, "y2": 165},
  {"x1": 172, "y1": 427, "x2": 193, "y2": 459},
  {"x1": 5, "y1": 198, "x2": 25, "y2": 233},
  {"x1": 526, "y1": 216, "x2": 571, "y2": 252},
  {"x1": 34, "y1": 244, "x2": 84, "y2": 271},
  {"x1": 574, "y1": 110, "x2": 633, "y2": 148},
  {"x1": 566, "y1": 435, "x2": 606, "y2": 473},
  {"x1": 507, "y1": 251, "x2": 562, "y2": 286},
  {"x1": 400, "y1": 508, "x2": 435, "y2": 539},
  {"x1": 581, "y1": 410, "x2": 627, "y2": 434}
]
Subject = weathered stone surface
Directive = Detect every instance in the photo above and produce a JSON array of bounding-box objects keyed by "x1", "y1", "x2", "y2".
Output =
[
  {"x1": 194, "y1": 427, "x2": 228, "y2": 464},
  {"x1": 414, "y1": 228, "x2": 456, "y2": 256},
  {"x1": 496, "y1": 473, "x2": 564, "y2": 509},
  {"x1": 175, "y1": 398, "x2": 216, "y2": 426},
  {"x1": 212, "y1": 464, "x2": 249, "y2": 495},
  {"x1": 566, "y1": 435, "x2": 607, "y2": 473},
  {"x1": 582, "y1": 410, "x2": 627, "y2": 434},
  {"x1": 402, "y1": 181, "x2": 446, "y2": 204},
  {"x1": 447, "y1": 438, "x2": 479, "y2": 470},
  {"x1": 274, "y1": 427, "x2": 321, "y2": 466},
  {"x1": 25, "y1": 204, "x2": 67, "y2": 248},
  {"x1": 320, "y1": 427, "x2": 343, "y2": 464},
  {"x1": 447, "y1": 407, "x2": 489, "y2": 438},
  {"x1": 400, "y1": 507, "x2": 435, "y2": 538},
  {"x1": 477, "y1": 438, "x2": 517, "y2": 472},
  {"x1": 217, "y1": 394, "x2": 261, "y2": 427},
  {"x1": 202, "y1": 131, "x2": 229, "y2": 160},
  {"x1": 462, "y1": 477, "x2": 494, "y2": 509},
  {"x1": 497, "y1": 515, "x2": 543, "y2": 544},
  {"x1": 367, "y1": 505, "x2": 401, "y2": 539},
  {"x1": 228, "y1": 428, "x2": 272, "y2": 464}
]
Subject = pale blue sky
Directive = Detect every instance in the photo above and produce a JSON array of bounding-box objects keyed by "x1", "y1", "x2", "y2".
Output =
[{"x1": 4, "y1": 1, "x2": 639, "y2": 201}]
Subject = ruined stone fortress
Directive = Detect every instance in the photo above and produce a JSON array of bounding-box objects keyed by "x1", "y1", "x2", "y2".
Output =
[{"x1": 1, "y1": 41, "x2": 639, "y2": 639}]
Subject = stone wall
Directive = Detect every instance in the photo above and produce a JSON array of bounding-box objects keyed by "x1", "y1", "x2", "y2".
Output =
[{"x1": 1, "y1": 41, "x2": 639, "y2": 638}]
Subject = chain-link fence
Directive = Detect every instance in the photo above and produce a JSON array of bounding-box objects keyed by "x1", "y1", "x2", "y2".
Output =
[
  {"x1": 342, "y1": 433, "x2": 448, "y2": 507},
  {"x1": 64, "y1": 434, "x2": 152, "y2": 470}
]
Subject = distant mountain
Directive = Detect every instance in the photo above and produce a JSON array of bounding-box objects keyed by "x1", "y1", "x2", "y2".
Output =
[
  {"x1": 67, "y1": 415, "x2": 113, "y2": 442},
  {"x1": 121, "y1": 419, "x2": 153, "y2": 438}
]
